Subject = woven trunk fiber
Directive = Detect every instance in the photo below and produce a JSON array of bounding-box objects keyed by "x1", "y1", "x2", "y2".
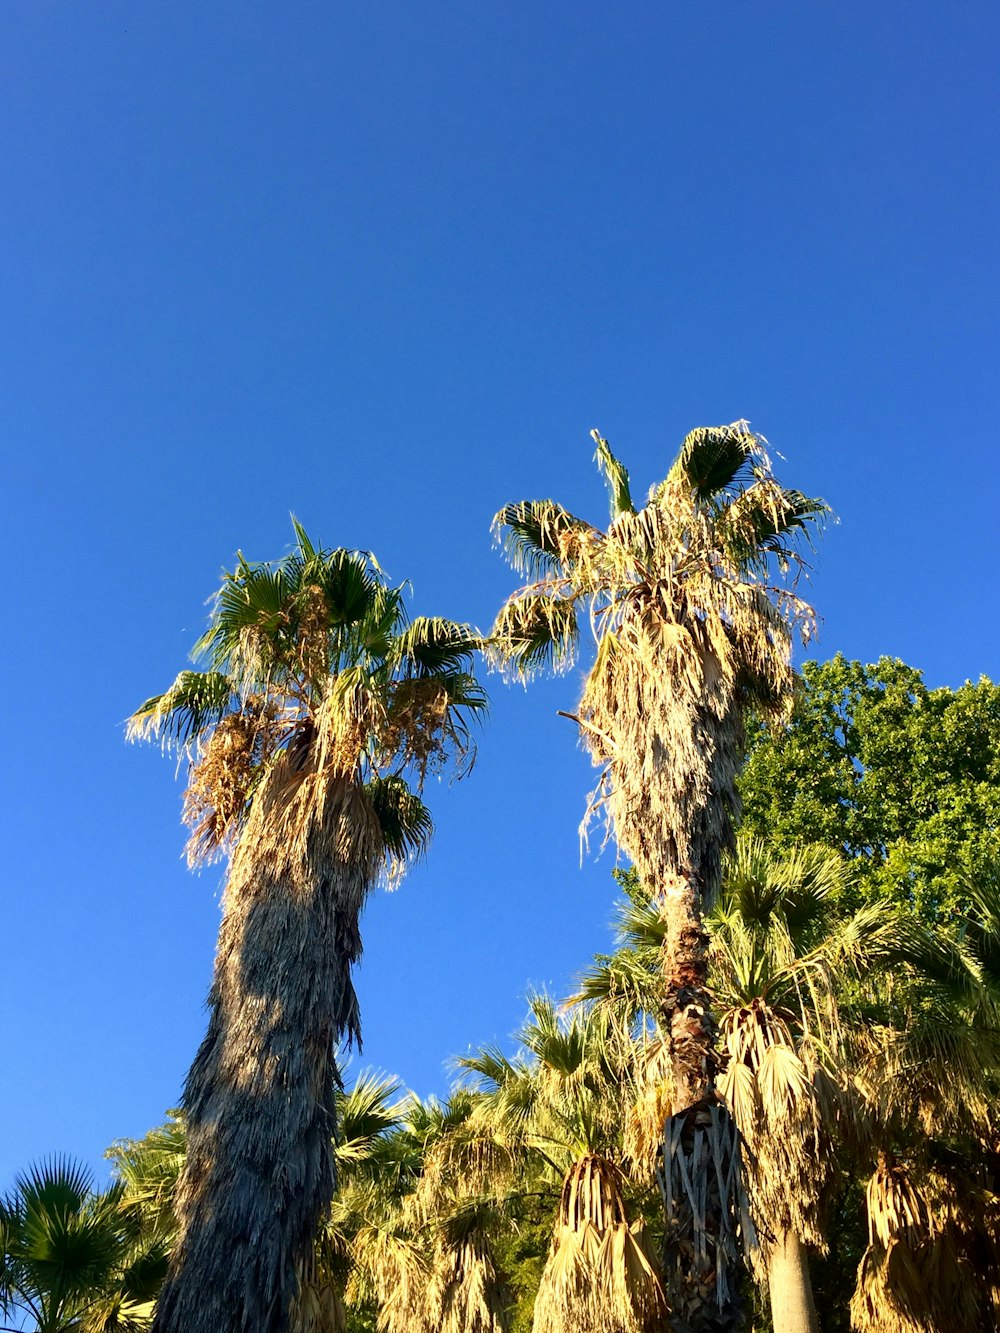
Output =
[{"x1": 151, "y1": 850, "x2": 366, "y2": 1333}]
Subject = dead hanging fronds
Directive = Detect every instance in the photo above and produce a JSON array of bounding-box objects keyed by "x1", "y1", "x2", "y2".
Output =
[
  {"x1": 290, "y1": 1242, "x2": 348, "y2": 1333},
  {"x1": 850, "y1": 1162, "x2": 994, "y2": 1333},
  {"x1": 181, "y1": 698, "x2": 281, "y2": 866},
  {"x1": 657, "y1": 1101, "x2": 755, "y2": 1323},
  {"x1": 377, "y1": 678, "x2": 457, "y2": 786},
  {"x1": 717, "y1": 999, "x2": 835, "y2": 1255},
  {"x1": 621, "y1": 1035, "x2": 674, "y2": 1185},
  {"x1": 347, "y1": 1207, "x2": 432, "y2": 1333},
  {"x1": 427, "y1": 1230, "x2": 510, "y2": 1333},
  {"x1": 532, "y1": 1154, "x2": 667, "y2": 1333}
]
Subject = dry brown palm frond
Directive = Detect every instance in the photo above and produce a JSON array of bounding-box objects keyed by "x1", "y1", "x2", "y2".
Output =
[
  {"x1": 531, "y1": 1154, "x2": 667, "y2": 1333},
  {"x1": 850, "y1": 1163, "x2": 994, "y2": 1333},
  {"x1": 347, "y1": 1214, "x2": 433, "y2": 1333},
  {"x1": 865, "y1": 1159, "x2": 936, "y2": 1252},
  {"x1": 181, "y1": 698, "x2": 281, "y2": 865},
  {"x1": 717, "y1": 998, "x2": 834, "y2": 1253},
  {"x1": 290, "y1": 1281, "x2": 346, "y2": 1333},
  {"x1": 377, "y1": 677, "x2": 465, "y2": 786},
  {"x1": 621, "y1": 1035, "x2": 674, "y2": 1185},
  {"x1": 428, "y1": 1234, "x2": 509, "y2": 1333}
]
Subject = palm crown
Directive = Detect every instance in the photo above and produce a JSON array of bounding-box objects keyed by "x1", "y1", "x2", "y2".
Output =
[{"x1": 129, "y1": 519, "x2": 486, "y2": 888}]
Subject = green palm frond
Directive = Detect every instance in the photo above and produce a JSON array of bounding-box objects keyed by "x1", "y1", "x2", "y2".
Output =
[
  {"x1": 390, "y1": 617, "x2": 482, "y2": 678},
  {"x1": 107, "y1": 1114, "x2": 186, "y2": 1239},
  {"x1": 1, "y1": 1159, "x2": 163, "y2": 1333},
  {"x1": 715, "y1": 838, "x2": 849, "y2": 942},
  {"x1": 492, "y1": 498, "x2": 595, "y2": 579},
  {"x1": 126, "y1": 671, "x2": 236, "y2": 750},
  {"x1": 455, "y1": 1044, "x2": 523, "y2": 1092},
  {"x1": 666, "y1": 421, "x2": 761, "y2": 502},
  {"x1": 591, "y1": 431, "x2": 635, "y2": 520},
  {"x1": 718, "y1": 484, "x2": 828, "y2": 574},
  {"x1": 364, "y1": 775, "x2": 433, "y2": 875},
  {"x1": 334, "y1": 1072, "x2": 406, "y2": 1170},
  {"x1": 490, "y1": 590, "x2": 581, "y2": 678}
]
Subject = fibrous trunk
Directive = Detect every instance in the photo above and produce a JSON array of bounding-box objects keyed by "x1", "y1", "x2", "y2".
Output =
[
  {"x1": 656, "y1": 870, "x2": 748, "y2": 1333},
  {"x1": 767, "y1": 1230, "x2": 818, "y2": 1333},
  {"x1": 151, "y1": 846, "x2": 367, "y2": 1333}
]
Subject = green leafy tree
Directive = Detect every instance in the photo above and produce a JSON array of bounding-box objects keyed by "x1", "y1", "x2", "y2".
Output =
[
  {"x1": 739, "y1": 656, "x2": 1000, "y2": 920},
  {"x1": 491, "y1": 422, "x2": 826, "y2": 1331},
  {"x1": 0, "y1": 1158, "x2": 168, "y2": 1333},
  {"x1": 128, "y1": 522, "x2": 486, "y2": 1333}
]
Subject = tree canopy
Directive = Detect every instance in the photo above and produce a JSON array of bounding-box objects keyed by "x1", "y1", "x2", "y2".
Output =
[{"x1": 739, "y1": 655, "x2": 1000, "y2": 920}]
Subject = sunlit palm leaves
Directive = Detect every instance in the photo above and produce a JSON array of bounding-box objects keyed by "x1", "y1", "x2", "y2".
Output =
[{"x1": 457, "y1": 998, "x2": 667, "y2": 1333}]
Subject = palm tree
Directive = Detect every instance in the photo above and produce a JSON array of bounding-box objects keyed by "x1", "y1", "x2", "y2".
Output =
[
  {"x1": 342, "y1": 1087, "x2": 512, "y2": 1333},
  {"x1": 708, "y1": 838, "x2": 859, "y2": 1333},
  {"x1": 492, "y1": 422, "x2": 826, "y2": 1329},
  {"x1": 128, "y1": 521, "x2": 486, "y2": 1333},
  {"x1": 847, "y1": 871, "x2": 1000, "y2": 1333},
  {"x1": 0, "y1": 1158, "x2": 168, "y2": 1332},
  {"x1": 106, "y1": 1116, "x2": 186, "y2": 1248},
  {"x1": 459, "y1": 998, "x2": 668, "y2": 1333}
]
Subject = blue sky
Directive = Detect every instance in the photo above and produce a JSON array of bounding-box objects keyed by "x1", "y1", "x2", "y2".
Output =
[{"x1": 3, "y1": 1, "x2": 998, "y2": 1185}]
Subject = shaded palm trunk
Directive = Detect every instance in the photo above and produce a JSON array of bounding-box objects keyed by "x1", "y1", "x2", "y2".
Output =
[
  {"x1": 152, "y1": 843, "x2": 367, "y2": 1333},
  {"x1": 768, "y1": 1230, "x2": 819, "y2": 1333}
]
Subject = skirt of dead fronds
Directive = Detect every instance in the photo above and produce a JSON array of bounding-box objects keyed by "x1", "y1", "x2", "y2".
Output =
[
  {"x1": 532, "y1": 1155, "x2": 668, "y2": 1333},
  {"x1": 850, "y1": 1160, "x2": 998, "y2": 1333},
  {"x1": 657, "y1": 1099, "x2": 755, "y2": 1332},
  {"x1": 623, "y1": 1036, "x2": 675, "y2": 1185},
  {"x1": 428, "y1": 1235, "x2": 509, "y2": 1333}
]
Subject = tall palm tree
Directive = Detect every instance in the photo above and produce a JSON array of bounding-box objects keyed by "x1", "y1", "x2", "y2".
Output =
[
  {"x1": 129, "y1": 522, "x2": 486, "y2": 1333},
  {"x1": 492, "y1": 423, "x2": 826, "y2": 1330},
  {"x1": 0, "y1": 1158, "x2": 168, "y2": 1333}
]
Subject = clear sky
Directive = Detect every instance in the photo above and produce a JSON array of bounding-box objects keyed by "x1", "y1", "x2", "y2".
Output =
[{"x1": 3, "y1": 1, "x2": 998, "y2": 1186}]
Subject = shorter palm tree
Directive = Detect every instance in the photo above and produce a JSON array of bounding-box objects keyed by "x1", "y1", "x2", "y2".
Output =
[
  {"x1": 848, "y1": 870, "x2": 1000, "y2": 1333},
  {"x1": 0, "y1": 1158, "x2": 168, "y2": 1333},
  {"x1": 343, "y1": 1088, "x2": 511, "y2": 1333},
  {"x1": 459, "y1": 998, "x2": 668, "y2": 1333}
]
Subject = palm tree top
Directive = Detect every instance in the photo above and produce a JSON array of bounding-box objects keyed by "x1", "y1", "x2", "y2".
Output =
[
  {"x1": 128, "y1": 520, "x2": 487, "y2": 870},
  {"x1": 491, "y1": 421, "x2": 828, "y2": 684}
]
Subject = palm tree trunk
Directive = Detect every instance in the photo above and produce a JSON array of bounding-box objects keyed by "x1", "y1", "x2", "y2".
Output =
[
  {"x1": 152, "y1": 849, "x2": 366, "y2": 1333},
  {"x1": 660, "y1": 871, "x2": 719, "y2": 1109},
  {"x1": 658, "y1": 872, "x2": 747, "y2": 1333},
  {"x1": 768, "y1": 1230, "x2": 819, "y2": 1333}
]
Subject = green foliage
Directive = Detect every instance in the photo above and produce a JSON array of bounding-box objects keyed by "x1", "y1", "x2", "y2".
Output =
[
  {"x1": 740, "y1": 655, "x2": 1000, "y2": 919},
  {"x1": 0, "y1": 1158, "x2": 167, "y2": 1332},
  {"x1": 487, "y1": 1195, "x2": 551, "y2": 1333}
]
